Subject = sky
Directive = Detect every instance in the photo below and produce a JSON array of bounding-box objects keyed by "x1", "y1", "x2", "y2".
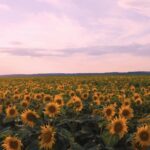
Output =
[{"x1": 0, "y1": 0, "x2": 150, "y2": 74}]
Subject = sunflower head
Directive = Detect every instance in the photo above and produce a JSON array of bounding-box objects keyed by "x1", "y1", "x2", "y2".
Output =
[
  {"x1": 81, "y1": 92, "x2": 89, "y2": 100},
  {"x1": 21, "y1": 109, "x2": 39, "y2": 127},
  {"x1": 134, "y1": 125, "x2": 150, "y2": 147},
  {"x1": 54, "y1": 95, "x2": 64, "y2": 107},
  {"x1": 43, "y1": 94, "x2": 52, "y2": 103},
  {"x1": 44, "y1": 102, "x2": 60, "y2": 117},
  {"x1": 122, "y1": 98, "x2": 131, "y2": 106},
  {"x1": 34, "y1": 93, "x2": 42, "y2": 101},
  {"x1": 39, "y1": 125, "x2": 56, "y2": 150},
  {"x1": 6, "y1": 106, "x2": 18, "y2": 119},
  {"x1": 92, "y1": 95, "x2": 98, "y2": 101},
  {"x1": 135, "y1": 98, "x2": 143, "y2": 105},
  {"x1": 2, "y1": 136, "x2": 23, "y2": 150},
  {"x1": 93, "y1": 99, "x2": 101, "y2": 106},
  {"x1": 13, "y1": 94, "x2": 20, "y2": 101},
  {"x1": 69, "y1": 91, "x2": 76, "y2": 97},
  {"x1": 119, "y1": 105, "x2": 134, "y2": 120},
  {"x1": 103, "y1": 105, "x2": 115, "y2": 120},
  {"x1": 24, "y1": 95, "x2": 31, "y2": 102},
  {"x1": 74, "y1": 99, "x2": 83, "y2": 112},
  {"x1": 134, "y1": 93, "x2": 140, "y2": 100},
  {"x1": 109, "y1": 117, "x2": 128, "y2": 138},
  {"x1": 21, "y1": 100, "x2": 29, "y2": 108}
]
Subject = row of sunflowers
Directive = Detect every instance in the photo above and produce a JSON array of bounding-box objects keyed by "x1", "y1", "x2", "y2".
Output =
[{"x1": 0, "y1": 75, "x2": 150, "y2": 150}]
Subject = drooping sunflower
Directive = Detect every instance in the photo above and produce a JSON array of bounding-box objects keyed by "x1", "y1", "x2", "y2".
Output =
[
  {"x1": 44, "y1": 102, "x2": 60, "y2": 118},
  {"x1": 39, "y1": 125, "x2": 56, "y2": 150},
  {"x1": 109, "y1": 117, "x2": 128, "y2": 138},
  {"x1": 119, "y1": 105, "x2": 134, "y2": 120},
  {"x1": 103, "y1": 105, "x2": 115, "y2": 120},
  {"x1": 134, "y1": 125, "x2": 150, "y2": 147},
  {"x1": 2, "y1": 136, "x2": 23, "y2": 150},
  {"x1": 6, "y1": 106, "x2": 18, "y2": 119},
  {"x1": 21, "y1": 109, "x2": 39, "y2": 127}
]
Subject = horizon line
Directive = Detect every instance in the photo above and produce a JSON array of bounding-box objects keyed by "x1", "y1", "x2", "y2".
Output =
[{"x1": 0, "y1": 71, "x2": 150, "y2": 77}]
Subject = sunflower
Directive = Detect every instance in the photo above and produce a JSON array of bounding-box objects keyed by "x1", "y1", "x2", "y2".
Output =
[
  {"x1": 54, "y1": 95, "x2": 64, "y2": 107},
  {"x1": 24, "y1": 95, "x2": 31, "y2": 102},
  {"x1": 21, "y1": 100, "x2": 29, "y2": 108},
  {"x1": 92, "y1": 94, "x2": 101, "y2": 106},
  {"x1": 81, "y1": 92, "x2": 89, "y2": 100},
  {"x1": 6, "y1": 106, "x2": 18, "y2": 119},
  {"x1": 92, "y1": 94, "x2": 98, "y2": 101},
  {"x1": 92, "y1": 87, "x2": 97, "y2": 93},
  {"x1": 21, "y1": 109, "x2": 39, "y2": 127},
  {"x1": 39, "y1": 125, "x2": 56, "y2": 150},
  {"x1": 109, "y1": 117, "x2": 128, "y2": 138},
  {"x1": 44, "y1": 102, "x2": 60, "y2": 117},
  {"x1": 69, "y1": 91, "x2": 76, "y2": 97},
  {"x1": 134, "y1": 125, "x2": 150, "y2": 147},
  {"x1": 34, "y1": 93, "x2": 42, "y2": 101},
  {"x1": 119, "y1": 105, "x2": 134, "y2": 120},
  {"x1": 13, "y1": 94, "x2": 20, "y2": 101},
  {"x1": 103, "y1": 105, "x2": 115, "y2": 120},
  {"x1": 74, "y1": 99, "x2": 83, "y2": 112},
  {"x1": 134, "y1": 93, "x2": 140, "y2": 100},
  {"x1": 130, "y1": 85, "x2": 135, "y2": 92},
  {"x1": 66, "y1": 96, "x2": 83, "y2": 112},
  {"x1": 2, "y1": 136, "x2": 23, "y2": 150},
  {"x1": 93, "y1": 99, "x2": 101, "y2": 106},
  {"x1": 122, "y1": 98, "x2": 131, "y2": 106},
  {"x1": 66, "y1": 98, "x2": 75, "y2": 108},
  {"x1": 135, "y1": 98, "x2": 143, "y2": 105},
  {"x1": 95, "y1": 92, "x2": 101, "y2": 97},
  {"x1": 43, "y1": 94, "x2": 53, "y2": 103}
]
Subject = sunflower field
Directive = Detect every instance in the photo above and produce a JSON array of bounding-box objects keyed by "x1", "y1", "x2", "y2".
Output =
[{"x1": 0, "y1": 75, "x2": 150, "y2": 150}]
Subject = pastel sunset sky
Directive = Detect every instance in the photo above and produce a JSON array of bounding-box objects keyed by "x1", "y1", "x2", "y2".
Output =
[{"x1": 0, "y1": 0, "x2": 150, "y2": 74}]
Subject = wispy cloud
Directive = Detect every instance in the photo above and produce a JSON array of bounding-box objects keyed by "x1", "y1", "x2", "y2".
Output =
[
  {"x1": 0, "y1": 47, "x2": 64, "y2": 57},
  {"x1": 118, "y1": 0, "x2": 150, "y2": 17},
  {"x1": 0, "y1": 43, "x2": 149, "y2": 57}
]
